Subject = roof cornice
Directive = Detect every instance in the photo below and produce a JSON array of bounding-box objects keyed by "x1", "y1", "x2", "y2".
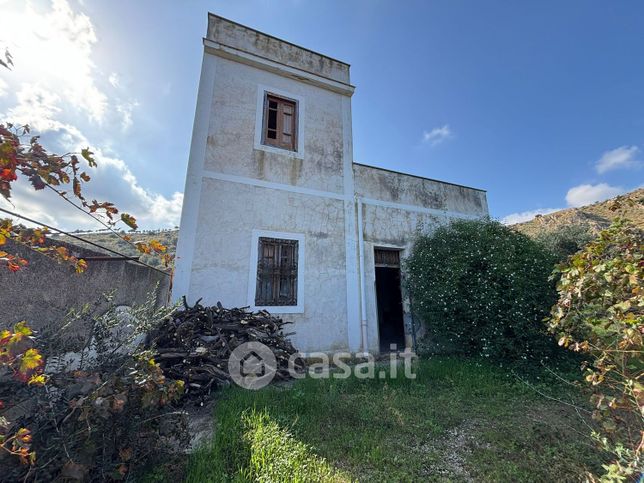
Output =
[{"x1": 203, "y1": 39, "x2": 355, "y2": 97}]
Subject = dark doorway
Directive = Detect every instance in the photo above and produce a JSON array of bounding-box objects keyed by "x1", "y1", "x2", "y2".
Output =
[{"x1": 374, "y1": 249, "x2": 405, "y2": 353}]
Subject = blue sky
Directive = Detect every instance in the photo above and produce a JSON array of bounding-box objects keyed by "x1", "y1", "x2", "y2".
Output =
[{"x1": 0, "y1": 0, "x2": 642, "y2": 229}]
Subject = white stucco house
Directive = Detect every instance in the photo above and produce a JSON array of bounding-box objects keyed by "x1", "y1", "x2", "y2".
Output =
[{"x1": 173, "y1": 14, "x2": 489, "y2": 354}]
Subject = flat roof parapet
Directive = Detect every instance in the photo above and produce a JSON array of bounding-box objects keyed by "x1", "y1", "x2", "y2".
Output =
[
  {"x1": 353, "y1": 163, "x2": 487, "y2": 193},
  {"x1": 207, "y1": 13, "x2": 351, "y2": 85}
]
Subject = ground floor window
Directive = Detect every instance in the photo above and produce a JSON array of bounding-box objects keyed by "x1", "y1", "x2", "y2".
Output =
[{"x1": 255, "y1": 237, "x2": 299, "y2": 306}]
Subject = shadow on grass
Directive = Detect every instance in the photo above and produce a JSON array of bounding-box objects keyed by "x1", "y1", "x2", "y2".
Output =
[{"x1": 186, "y1": 357, "x2": 604, "y2": 482}]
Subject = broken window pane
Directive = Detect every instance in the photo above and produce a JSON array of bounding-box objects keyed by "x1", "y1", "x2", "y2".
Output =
[
  {"x1": 263, "y1": 93, "x2": 297, "y2": 151},
  {"x1": 268, "y1": 108, "x2": 277, "y2": 130}
]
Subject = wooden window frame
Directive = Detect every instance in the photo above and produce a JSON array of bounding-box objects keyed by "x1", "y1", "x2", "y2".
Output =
[
  {"x1": 255, "y1": 237, "x2": 299, "y2": 306},
  {"x1": 262, "y1": 93, "x2": 298, "y2": 152},
  {"x1": 374, "y1": 248, "x2": 401, "y2": 268}
]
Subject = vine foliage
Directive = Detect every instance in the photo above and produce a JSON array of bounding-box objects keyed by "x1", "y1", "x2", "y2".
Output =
[
  {"x1": 1, "y1": 297, "x2": 187, "y2": 481},
  {"x1": 547, "y1": 216, "x2": 643, "y2": 480},
  {"x1": 0, "y1": 123, "x2": 172, "y2": 272},
  {"x1": 0, "y1": 321, "x2": 44, "y2": 464}
]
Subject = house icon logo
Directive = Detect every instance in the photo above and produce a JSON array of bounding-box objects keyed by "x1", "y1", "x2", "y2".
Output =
[{"x1": 228, "y1": 341, "x2": 277, "y2": 390}]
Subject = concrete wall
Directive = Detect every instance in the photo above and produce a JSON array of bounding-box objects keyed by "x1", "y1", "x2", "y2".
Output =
[
  {"x1": 353, "y1": 163, "x2": 488, "y2": 216},
  {"x1": 190, "y1": 178, "x2": 349, "y2": 352},
  {"x1": 173, "y1": 15, "x2": 358, "y2": 353},
  {"x1": 204, "y1": 56, "x2": 347, "y2": 195},
  {"x1": 354, "y1": 164, "x2": 489, "y2": 352},
  {"x1": 206, "y1": 13, "x2": 350, "y2": 84},
  {"x1": 0, "y1": 239, "x2": 171, "y2": 333}
]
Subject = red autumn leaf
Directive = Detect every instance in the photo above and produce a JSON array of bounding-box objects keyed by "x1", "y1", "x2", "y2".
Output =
[
  {"x1": 72, "y1": 177, "x2": 82, "y2": 199},
  {"x1": 0, "y1": 168, "x2": 16, "y2": 181}
]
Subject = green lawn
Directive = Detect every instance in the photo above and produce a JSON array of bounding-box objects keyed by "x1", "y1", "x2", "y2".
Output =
[{"x1": 185, "y1": 358, "x2": 604, "y2": 482}]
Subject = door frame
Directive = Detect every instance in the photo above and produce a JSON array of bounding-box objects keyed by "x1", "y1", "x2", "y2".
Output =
[{"x1": 373, "y1": 245, "x2": 406, "y2": 353}]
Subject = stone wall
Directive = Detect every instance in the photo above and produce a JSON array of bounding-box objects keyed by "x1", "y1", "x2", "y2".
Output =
[{"x1": 0, "y1": 238, "x2": 171, "y2": 332}]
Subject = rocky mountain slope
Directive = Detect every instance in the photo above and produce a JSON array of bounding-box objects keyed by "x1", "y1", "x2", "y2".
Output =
[{"x1": 513, "y1": 188, "x2": 644, "y2": 237}]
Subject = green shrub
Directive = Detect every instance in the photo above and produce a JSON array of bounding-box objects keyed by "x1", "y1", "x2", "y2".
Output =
[
  {"x1": 534, "y1": 224, "x2": 594, "y2": 261},
  {"x1": 406, "y1": 219, "x2": 561, "y2": 362}
]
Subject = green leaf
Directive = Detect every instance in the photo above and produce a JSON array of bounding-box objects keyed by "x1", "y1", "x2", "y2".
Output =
[{"x1": 81, "y1": 148, "x2": 96, "y2": 167}]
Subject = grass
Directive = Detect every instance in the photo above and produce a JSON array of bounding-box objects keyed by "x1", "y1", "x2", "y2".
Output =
[{"x1": 186, "y1": 357, "x2": 604, "y2": 482}]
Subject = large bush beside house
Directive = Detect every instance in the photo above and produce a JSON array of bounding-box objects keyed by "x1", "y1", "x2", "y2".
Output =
[{"x1": 406, "y1": 219, "x2": 560, "y2": 362}]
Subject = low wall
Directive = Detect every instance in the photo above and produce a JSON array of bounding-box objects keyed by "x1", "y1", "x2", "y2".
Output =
[{"x1": 0, "y1": 239, "x2": 171, "y2": 332}]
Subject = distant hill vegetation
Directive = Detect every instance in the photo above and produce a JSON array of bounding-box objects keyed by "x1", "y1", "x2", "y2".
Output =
[
  {"x1": 513, "y1": 188, "x2": 644, "y2": 237},
  {"x1": 51, "y1": 229, "x2": 179, "y2": 268}
]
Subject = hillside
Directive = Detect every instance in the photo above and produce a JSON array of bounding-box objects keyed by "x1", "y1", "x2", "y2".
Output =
[
  {"x1": 51, "y1": 229, "x2": 179, "y2": 268},
  {"x1": 513, "y1": 188, "x2": 644, "y2": 237}
]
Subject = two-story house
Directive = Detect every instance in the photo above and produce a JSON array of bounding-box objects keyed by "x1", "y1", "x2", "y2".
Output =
[{"x1": 173, "y1": 14, "x2": 488, "y2": 354}]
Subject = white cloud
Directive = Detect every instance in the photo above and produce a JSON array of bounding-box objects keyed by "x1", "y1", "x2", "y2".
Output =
[
  {"x1": 6, "y1": 84, "x2": 62, "y2": 131},
  {"x1": 595, "y1": 145, "x2": 640, "y2": 174},
  {"x1": 0, "y1": 1, "x2": 181, "y2": 230},
  {"x1": 108, "y1": 73, "x2": 120, "y2": 89},
  {"x1": 0, "y1": 78, "x2": 7, "y2": 97},
  {"x1": 565, "y1": 183, "x2": 625, "y2": 207},
  {"x1": 116, "y1": 100, "x2": 139, "y2": 131},
  {"x1": 4, "y1": 83, "x2": 89, "y2": 150},
  {"x1": 501, "y1": 208, "x2": 561, "y2": 225},
  {"x1": 422, "y1": 125, "x2": 452, "y2": 146},
  {"x1": 6, "y1": 146, "x2": 184, "y2": 230},
  {"x1": 0, "y1": 0, "x2": 107, "y2": 122}
]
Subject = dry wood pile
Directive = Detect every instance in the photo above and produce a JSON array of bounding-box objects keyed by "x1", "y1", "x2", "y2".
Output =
[{"x1": 148, "y1": 298, "x2": 304, "y2": 399}]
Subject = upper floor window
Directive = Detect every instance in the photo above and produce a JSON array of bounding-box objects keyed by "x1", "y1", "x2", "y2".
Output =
[{"x1": 262, "y1": 93, "x2": 297, "y2": 151}]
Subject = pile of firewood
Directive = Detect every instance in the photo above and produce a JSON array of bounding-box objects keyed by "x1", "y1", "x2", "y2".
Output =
[{"x1": 148, "y1": 298, "x2": 304, "y2": 399}]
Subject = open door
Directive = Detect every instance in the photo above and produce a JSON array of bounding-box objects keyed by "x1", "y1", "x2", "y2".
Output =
[{"x1": 374, "y1": 248, "x2": 405, "y2": 353}]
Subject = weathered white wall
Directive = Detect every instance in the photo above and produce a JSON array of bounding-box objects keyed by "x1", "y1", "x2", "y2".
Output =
[
  {"x1": 353, "y1": 163, "x2": 488, "y2": 216},
  {"x1": 204, "y1": 57, "x2": 347, "y2": 195},
  {"x1": 207, "y1": 13, "x2": 350, "y2": 85},
  {"x1": 174, "y1": 15, "x2": 358, "y2": 353},
  {"x1": 189, "y1": 177, "x2": 349, "y2": 352},
  {"x1": 355, "y1": 165, "x2": 489, "y2": 352}
]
